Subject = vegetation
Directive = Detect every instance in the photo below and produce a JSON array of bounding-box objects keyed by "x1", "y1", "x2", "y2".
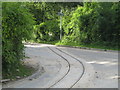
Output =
[
  {"x1": 27, "y1": 2, "x2": 119, "y2": 50},
  {"x1": 2, "y1": 2, "x2": 35, "y2": 79},
  {"x1": 2, "y1": 2, "x2": 119, "y2": 79},
  {"x1": 2, "y1": 63, "x2": 35, "y2": 80},
  {"x1": 56, "y1": 2, "x2": 119, "y2": 50}
]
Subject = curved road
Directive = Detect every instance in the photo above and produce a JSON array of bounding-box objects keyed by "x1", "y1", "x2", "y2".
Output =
[
  {"x1": 3, "y1": 43, "x2": 118, "y2": 88},
  {"x1": 58, "y1": 46, "x2": 118, "y2": 88}
]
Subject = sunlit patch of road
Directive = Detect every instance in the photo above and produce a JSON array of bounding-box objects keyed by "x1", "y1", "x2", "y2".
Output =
[{"x1": 58, "y1": 47, "x2": 118, "y2": 88}]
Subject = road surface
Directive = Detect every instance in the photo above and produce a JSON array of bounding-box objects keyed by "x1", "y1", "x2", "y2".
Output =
[
  {"x1": 58, "y1": 46, "x2": 118, "y2": 88},
  {"x1": 3, "y1": 43, "x2": 118, "y2": 88}
]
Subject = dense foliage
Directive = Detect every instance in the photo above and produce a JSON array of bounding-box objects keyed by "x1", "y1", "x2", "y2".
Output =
[
  {"x1": 2, "y1": 2, "x2": 119, "y2": 79},
  {"x1": 27, "y1": 2, "x2": 82, "y2": 42},
  {"x1": 2, "y1": 2, "x2": 34, "y2": 77},
  {"x1": 27, "y1": 2, "x2": 119, "y2": 49},
  {"x1": 61, "y1": 2, "x2": 119, "y2": 47}
]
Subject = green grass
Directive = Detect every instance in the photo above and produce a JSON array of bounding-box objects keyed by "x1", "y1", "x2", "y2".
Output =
[
  {"x1": 82, "y1": 43, "x2": 119, "y2": 51},
  {"x1": 3, "y1": 63, "x2": 35, "y2": 80},
  {"x1": 33, "y1": 40, "x2": 119, "y2": 51},
  {"x1": 56, "y1": 41, "x2": 119, "y2": 51}
]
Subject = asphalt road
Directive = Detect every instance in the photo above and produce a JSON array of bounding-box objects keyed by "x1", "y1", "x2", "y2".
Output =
[
  {"x1": 58, "y1": 46, "x2": 118, "y2": 88},
  {"x1": 3, "y1": 43, "x2": 118, "y2": 88}
]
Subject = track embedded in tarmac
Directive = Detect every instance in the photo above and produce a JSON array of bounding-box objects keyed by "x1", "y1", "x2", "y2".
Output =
[{"x1": 48, "y1": 47, "x2": 85, "y2": 88}]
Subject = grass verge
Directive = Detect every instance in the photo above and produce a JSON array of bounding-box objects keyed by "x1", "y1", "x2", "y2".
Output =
[
  {"x1": 56, "y1": 41, "x2": 119, "y2": 51},
  {"x1": 32, "y1": 40, "x2": 119, "y2": 51},
  {"x1": 2, "y1": 62, "x2": 35, "y2": 81}
]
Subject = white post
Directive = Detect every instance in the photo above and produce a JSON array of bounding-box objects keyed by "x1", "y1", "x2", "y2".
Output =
[
  {"x1": 60, "y1": 10, "x2": 62, "y2": 40},
  {"x1": 60, "y1": 15, "x2": 62, "y2": 40}
]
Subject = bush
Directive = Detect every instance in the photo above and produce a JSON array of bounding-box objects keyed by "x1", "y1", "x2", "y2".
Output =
[{"x1": 2, "y1": 2, "x2": 35, "y2": 77}]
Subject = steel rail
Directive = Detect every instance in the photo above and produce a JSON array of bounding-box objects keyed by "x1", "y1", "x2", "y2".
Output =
[
  {"x1": 56, "y1": 48, "x2": 85, "y2": 89},
  {"x1": 48, "y1": 47, "x2": 71, "y2": 88},
  {"x1": 47, "y1": 47, "x2": 85, "y2": 89}
]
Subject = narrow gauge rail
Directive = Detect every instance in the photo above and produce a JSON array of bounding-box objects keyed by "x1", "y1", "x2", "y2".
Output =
[
  {"x1": 47, "y1": 47, "x2": 85, "y2": 89},
  {"x1": 56, "y1": 48, "x2": 85, "y2": 88},
  {"x1": 48, "y1": 47, "x2": 71, "y2": 88}
]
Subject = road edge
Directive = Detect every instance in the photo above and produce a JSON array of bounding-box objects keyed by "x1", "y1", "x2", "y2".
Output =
[
  {"x1": 57, "y1": 45, "x2": 118, "y2": 53},
  {"x1": 2, "y1": 56, "x2": 45, "y2": 88}
]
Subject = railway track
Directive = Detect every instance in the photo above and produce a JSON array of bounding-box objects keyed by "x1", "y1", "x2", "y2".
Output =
[
  {"x1": 48, "y1": 47, "x2": 71, "y2": 88},
  {"x1": 48, "y1": 47, "x2": 85, "y2": 89},
  {"x1": 3, "y1": 44, "x2": 116, "y2": 88},
  {"x1": 3, "y1": 45, "x2": 86, "y2": 88}
]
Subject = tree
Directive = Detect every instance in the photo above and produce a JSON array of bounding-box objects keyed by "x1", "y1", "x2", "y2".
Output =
[{"x1": 2, "y1": 2, "x2": 35, "y2": 75}]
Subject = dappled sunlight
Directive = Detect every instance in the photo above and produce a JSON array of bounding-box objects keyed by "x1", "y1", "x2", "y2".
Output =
[
  {"x1": 108, "y1": 62, "x2": 118, "y2": 65},
  {"x1": 87, "y1": 60, "x2": 118, "y2": 66},
  {"x1": 108, "y1": 76, "x2": 119, "y2": 79},
  {"x1": 24, "y1": 44, "x2": 56, "y2": 48},
  {"x1": 87, "y1": 61, "x2": 97, "y2": 64},
  {"x1": 97, "y1": 61, "x2": 110, "y2": 64}
]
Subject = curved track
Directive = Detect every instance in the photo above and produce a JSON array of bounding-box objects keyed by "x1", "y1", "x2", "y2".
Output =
[
  {"x1": 48, "y1": 47, "x2": 85, "y2": 88},
  {"x1": 3, "y1": 44, "x2": 117, "y2": 88},
  {"x1": 48, "y1": 47, "x2": 71, "y2": 88}
]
